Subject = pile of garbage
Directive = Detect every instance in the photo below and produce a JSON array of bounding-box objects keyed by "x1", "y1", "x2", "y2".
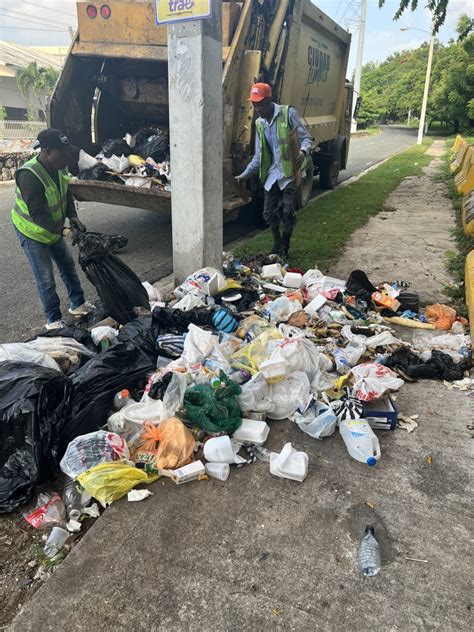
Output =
[
  {"x1": 76, "y1": 126, "x2": 170, "y2": 191},
  {"x1": 0, "y1": 249, "x2": 471, "y2": 561}
]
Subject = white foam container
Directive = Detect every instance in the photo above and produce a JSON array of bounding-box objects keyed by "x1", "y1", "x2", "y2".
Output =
[
  {"x1": 232, "y1": 418, "x2": 270, "y2": 445},
  {"x1": 283, "y1": 272, "x2": 303, "y2": 289}
]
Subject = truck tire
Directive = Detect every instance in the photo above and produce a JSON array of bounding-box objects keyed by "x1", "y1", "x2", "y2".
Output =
[
  {"x1": 319, "y1": 159, "x2": 340, "y2": 190},
  {"x1": 297, "y1": 160, "x2": 314, "y2": 209}
]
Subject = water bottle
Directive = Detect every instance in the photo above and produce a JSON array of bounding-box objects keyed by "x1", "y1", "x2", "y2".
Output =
[
  {"x1": 113, "y1": 389, "x2": 131, "y2": 411},
  {"x1": 339, "y1": 418, "x2": 381, "y2": 466},
  {"x1": 358, "y1": 525, "x2": 381, "y2": 576},
  {"x1": 63, "y1": 478, "x2": 84, "y2": 521}
]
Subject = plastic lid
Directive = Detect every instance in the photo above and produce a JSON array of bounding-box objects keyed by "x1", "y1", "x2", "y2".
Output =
[
  {"x1": 120, "y1": 389, "x2": 130, "y2": 397},
  {"x1": 367, "y1": 456, "x2": 377, "y2": 467}
]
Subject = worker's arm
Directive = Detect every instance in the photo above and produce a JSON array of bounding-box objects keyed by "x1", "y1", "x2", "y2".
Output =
[
  {"x1": 16, "y1": 170, "x2": 63, "y2": 235},
  {"x1": 289, "y1": 107, "x2": 313, "y2": 157},
  {"x1": 236, "y1": 132, "x2": 261, "y2": 181}
]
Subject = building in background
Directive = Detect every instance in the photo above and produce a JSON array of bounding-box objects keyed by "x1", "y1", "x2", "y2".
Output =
[{"x1": 0, "y1": 40, "x2": 64, "y2": 120}]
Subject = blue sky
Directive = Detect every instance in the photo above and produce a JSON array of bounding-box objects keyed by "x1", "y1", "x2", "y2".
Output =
[{"x1": 0, "y1": 0, "x2": 472, "y2": 72}]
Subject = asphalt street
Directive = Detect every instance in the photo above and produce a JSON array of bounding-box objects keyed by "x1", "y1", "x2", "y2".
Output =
[{"x1": 0, "y1": 126, "x2": 416, "y2": 342}]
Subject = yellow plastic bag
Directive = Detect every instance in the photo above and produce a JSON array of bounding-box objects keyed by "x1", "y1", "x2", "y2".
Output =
[
  {"x1": 132, "y1": 418, "x2": 195, "y2": 471},
  {"x1": 230, "y1": 328, "x2": 283, "y2": 375},
  {"x1": 77, "y1": 462, "x2": 156, "y2": 506}
]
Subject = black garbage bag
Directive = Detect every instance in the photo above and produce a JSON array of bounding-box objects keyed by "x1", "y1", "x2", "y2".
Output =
[
  {"x1": 101, "y1": 138, "x2": 131, "y2": 158},
  {"x1": 0, "y1": 362, "x2": 72, "y2": 513},
  {"x1": 135, "y1": 128, "x2": 169, "y2": 163},
  {"x1": 151, "y1": 306, "x2": 213, "y2": 335},
  {"x1": 117, "y1": 316, "x2": 161, "y2": 364},
  {"x1": 398, "y1": 291, "x2": 420, "y2": 313},
  {"x1": 346, "y1": 270, "x2": 377, "y2": 304},
  {"x1": 60, "y1": 342, "x2": 155, "y2": 454},
  {"x1": 79, "y1": 163, "x2": 110, "y2": 181},
  {"x1": 75, "y1": 231, "x2": 149, "y2": 325},
  {"x1": 385, "y1": 347, "x2": 466, "y2": 381},
  {"x1": 26, "y1": 325, "x2": 96, "y2": 353}
]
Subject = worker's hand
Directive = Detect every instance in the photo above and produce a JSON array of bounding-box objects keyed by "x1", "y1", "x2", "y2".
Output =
[
  {"x1": 62, "y1": 227, "x2": 74, "y2": 242},
  {"x1": 295, "y1": 151, "x2": 306, "y2": 169},
  {"x1": 70, "y1": 217, "x2": 86, "y2": 232}
]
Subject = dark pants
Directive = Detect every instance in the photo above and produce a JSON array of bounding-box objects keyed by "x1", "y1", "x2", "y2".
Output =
[
  {"x1": 263, "y1": 181, "x2": 297, "y2": 245},
  {"x1": 16, "y1": 229, "x2": 85, "y2": 323}
]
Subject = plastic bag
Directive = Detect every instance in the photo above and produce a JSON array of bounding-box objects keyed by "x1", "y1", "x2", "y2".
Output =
[
  {"x1": 412, "y1": 332, "x2": 471, "y2": 364},
  {"x1": 262, "y1": 296, "x2": 303, "y2": 323},
  {"x1": 101, "y1": 138, "x2": 131, "y2": 158},
  {"x1": 236, "y1": 315, "x2": 273, "y2": 341},
  {"x1": 101, "y1": 154, "x2": 130, "y2": 173},
  {"x1": 182, "y1": 324, "x2": 217, "y2": 365},
  {"x1": 91, "y1": 326, "x2": 119, "y2": 348},
  {"x1": 75, "y1": 230, "x2": 149, "y2": 325},
  {"x1": 267, "y1": 371, "x2": 311, "y2": 420},
  {"x1": 60, "y1": 430, "x2": 130, "y2": 480},
  {"x1": 238, "y1": 372, "x2": 274, "y2": 413},
  {"x1": 175, "y1": 267, "x2": 226, "y2": 298},
  {"x1": 230, "y1": 329, "x2": 283, "y2": 375},
  {"x1": 77, "y1": 462, "x2": 153, "y2": 506},
  {"x1": 0, "y1": 343, "x2": 60, "y2": 371},
  {"x1": 183, "y1": 371, "x2": 242, "y2": 434},
  {"x1": 350, "y1": 362, "x2": 404, "y2": 402},
  {"x1": 79, "y1": 163, "x2": 109, "y2": 182},
  {"x1": 172, "y1": 293, "x2": 206, "y2": 311},
  {"x1": 22, "y1": 492, "x2": 66, "y2": 529},
  {"x1": 425, "y1": 304, "x2": 457, "y2": 330},
  {"x1": 292, "y1": 399, "x2": 337, "y2": 439},
  {"x1": 0, "y1": 362, "x2": 72, "y2": 513},
  {"x1": 132, "y1": 418, "x2": 195, "y2": 471},
  {"x1": 135, "y1": 128, "x2": 169, "y2": 162},
  {"x1": 272, "y1": 336, "x2": 333, "y2": 383},
  {"x1": 23, "y1": 337, "x2": 95, "y2": 373}
]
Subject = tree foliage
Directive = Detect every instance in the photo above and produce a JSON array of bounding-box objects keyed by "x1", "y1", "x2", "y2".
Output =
[
  {"x1": 16, "y1": 62, "x2": 58, "y2": 120},
  {"x1": 378, "y1": 0, "x2": 449, "y2": 34},
  {"x1": 357, "y1": 16, "x2": 474, "y2": 132}
]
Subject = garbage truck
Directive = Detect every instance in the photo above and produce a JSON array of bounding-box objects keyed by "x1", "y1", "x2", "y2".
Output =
[{"x1": 51, "y1": 0, "x2": 353, "y2": 218}]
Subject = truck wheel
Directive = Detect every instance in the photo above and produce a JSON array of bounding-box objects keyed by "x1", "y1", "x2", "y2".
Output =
[
  {"x1": 319, "y1": 160, "x2": 340, "y2": 190},
  {"x1": 297, "y1": 160, "x2": 314, "y2": 209}
]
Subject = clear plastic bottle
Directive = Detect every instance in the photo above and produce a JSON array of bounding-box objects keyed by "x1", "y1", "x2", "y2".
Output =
[
  {"x1": 63, "y1": 478, "x2": 83, "y2": 521},
  {"x1": 358, "y1": 525, "x2": 381, "y2": 576},
  {"x1": 113, "y1": 389, "x2": 131, "y2": 411}
]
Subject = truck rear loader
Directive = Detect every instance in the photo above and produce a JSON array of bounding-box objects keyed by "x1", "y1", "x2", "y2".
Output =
[{"x1": 51, "y1": 0, "x2": 352, "y2": 218}]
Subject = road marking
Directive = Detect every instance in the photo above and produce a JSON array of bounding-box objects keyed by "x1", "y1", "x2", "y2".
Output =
[{"x1": 366, "y1": 161, "x2": 373, "y2": 165}]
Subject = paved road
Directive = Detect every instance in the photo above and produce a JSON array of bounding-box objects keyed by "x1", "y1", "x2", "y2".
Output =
[{"x1": 0, "y1": 126, "x2": 416, "y2": 342}]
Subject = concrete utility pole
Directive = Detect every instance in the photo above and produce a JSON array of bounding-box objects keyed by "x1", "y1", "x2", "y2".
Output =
[
  {"x1": 351, "y1": 0, "x2": 367, "y2": 134},
  {"x1": 417, "y1": 34, "x2": 435, "y2": 145},
  {"x1": 168, "y1": 0, "x2": 223, "y2": 284}
]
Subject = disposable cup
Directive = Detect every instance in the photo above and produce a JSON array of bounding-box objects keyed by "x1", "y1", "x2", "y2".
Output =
[
  {"x1": 205, "y1": 462, "x2": 230, "y2": 481},
  {"x1": 44, "y1": 526, "x2": 69, "y2": 558},
  {"x1": 203, "y1": 436, "x2": 235, "y2": 464}
]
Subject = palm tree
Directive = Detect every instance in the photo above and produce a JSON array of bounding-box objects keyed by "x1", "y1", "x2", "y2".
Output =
[{"x1": 16, "y1": 62, "x2": 59, "y2": 120}]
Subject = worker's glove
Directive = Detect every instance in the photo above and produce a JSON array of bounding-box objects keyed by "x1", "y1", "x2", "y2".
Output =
[
  {"x1": 62, "y1": 227, "x2": 74, "y2": 242},
  {"x1": 295, "y1": 151, "x2": 306, "y2": 169},
  {"x1": 235, "y1": 173, "x2": 246, "y2": 183},
  {"x1": 70, "y1": 217, "x2": 86, "y2": 232}
]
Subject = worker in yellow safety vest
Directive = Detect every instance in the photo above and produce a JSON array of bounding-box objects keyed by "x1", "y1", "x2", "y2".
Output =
[
  {"x1": 236, "y1": 82, "x2": 312, "y2": 258},
  {"x1": 12, "y1": 128, "x2": 94, "y2": 329}
]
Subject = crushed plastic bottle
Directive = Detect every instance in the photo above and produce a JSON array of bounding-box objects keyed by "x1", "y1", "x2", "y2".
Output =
[
  {"x1": 358, "y1": 525, "x2": 381, "y2": 576},
  {"x1": 339, "y1": 418, "x2": 381, "y2": 466},
  {"x1": 63, "y1": 477, "x2": 89, "y2": 521},
  {"x1": 113, "y1": 389, "x2": 131, "y2": 411}
]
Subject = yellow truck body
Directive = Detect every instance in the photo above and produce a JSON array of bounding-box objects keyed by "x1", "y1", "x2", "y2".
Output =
[{"x1": 51, "y1": 0, "x2": 352, "y2": 215}]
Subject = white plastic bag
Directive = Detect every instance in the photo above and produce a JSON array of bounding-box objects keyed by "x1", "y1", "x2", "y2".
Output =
[
  {"x1": 78, "y1": 149, "x2": 98, "y2": 171},
  {"x1": 91, "y1": 326, "x2": 119, "y2": 347},
  {"x1": 274, "y1": 337, "x2": 333, "y2": 383},
  {"x1": 0, "y1": 343, "x2": 60, "y2": 371},
  {"x1": 142, "y1": 281, "x2": 161, "y2": 303},
  {"x1": 262, "y1": 297, "x2": 302, "y2": 323},
  {"x1": 350, "y1": 362, "x2": 404, "y2": 402},
  {"x1": 292, "y1": 399, "x2": 337, "y2": 439},
  {"x1": 175, "y1": 267, "x2": 226, "y2": 298},
  {"x1": 238, "y1": 372, "x2": 274, "y2": 413},
  {"x1": 102, "y1": 154, "x2": 130, "y2": 173},
  {"x1": 267, "y1": 371, "x2": 311, "y2": 420},
  {"x1": 60, "y1": 431, "x2": 129, "y2": 479},
  {"x1": 172, "y1": 293, "x2": 206, "y2": 311},
  {"x1": 181, "y1": 324, "x2": 217, "y2": 365},
  {"x1": 302, "y1": 268, "x2": 323, "y2": 287}
]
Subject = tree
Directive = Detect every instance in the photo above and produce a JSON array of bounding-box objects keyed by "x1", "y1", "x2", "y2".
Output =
[
  {"x1": 456, "y1": 13, "x2": 474, "y2": 41},
  {"x1": 16, "y1": 62, "x2": 58, "y2": 120},
  {"x1": 0, "y1": 106, "x2": 6, "y2": 121},
  {"x1": 378, "y1": 0, "x2": 449, "y2": 34}
]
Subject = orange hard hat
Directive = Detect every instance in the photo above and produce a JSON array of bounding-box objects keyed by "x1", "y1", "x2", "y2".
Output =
[{"x1": 249, "y1": 82, "x2": 272, "y2": 102}]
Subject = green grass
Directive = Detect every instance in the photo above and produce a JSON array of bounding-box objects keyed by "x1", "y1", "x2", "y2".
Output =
[
  {"x1": 234, "y1": 138, "x2": 434, "y2": 271},
  {"x1": 439, "y1": 138, "x2": 473, "y2": 316}
]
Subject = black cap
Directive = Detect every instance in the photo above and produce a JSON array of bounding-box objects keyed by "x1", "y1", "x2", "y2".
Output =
[{"x1": 36, "y1": 128, "x2": 70, "y2": 150}]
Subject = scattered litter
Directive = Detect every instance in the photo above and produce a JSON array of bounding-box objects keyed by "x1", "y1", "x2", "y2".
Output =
[
  {"x1": 397, "y1": 414, "x2": 419, "y2": 433},
  {"x1": 405, "y1": 557, "x2": 428, "y2": 563},
  {"x1": 127, "y1": 489, "x2": 153, "y2": 502},
  {"x1": 424, "y1": 455, "x2": 433, "y2": 465}
]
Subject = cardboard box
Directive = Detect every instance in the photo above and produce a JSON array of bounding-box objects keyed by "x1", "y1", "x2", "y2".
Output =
[{"x1": 363, "y1": 397, "x2": 397, "y2": 431}]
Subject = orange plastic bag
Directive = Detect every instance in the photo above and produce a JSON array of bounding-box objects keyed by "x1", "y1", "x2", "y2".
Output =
[
  {"x1": 132, "y1": 418, "x2": 195, "y2": 472},
  {"x1": 425, "y1": 304, "x2": 456, "y2": 330}
]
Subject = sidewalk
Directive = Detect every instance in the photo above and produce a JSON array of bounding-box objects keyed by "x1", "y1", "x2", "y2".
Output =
[{"x1": 10, "y1": 141, "x2": 472, "y2": 631}]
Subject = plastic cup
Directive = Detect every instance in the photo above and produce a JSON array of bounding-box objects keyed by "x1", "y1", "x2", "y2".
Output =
[
  {"x1": 205, "y1": 462, "x2": 230, "y2": 481},
  {"x1": 44, "y1": 526, "x2": 70, "y2": 558},
  {"x1": 203, "y1": 436, "x2": 235, "y2": 464}
]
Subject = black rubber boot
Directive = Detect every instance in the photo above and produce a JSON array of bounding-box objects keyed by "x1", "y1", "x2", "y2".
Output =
[
  {"x1": 280, "y1": 232, "x2": 292, "y2": 259},
  {"x1": 270, "y1": 226, "x2": 282, "y2": 255}
]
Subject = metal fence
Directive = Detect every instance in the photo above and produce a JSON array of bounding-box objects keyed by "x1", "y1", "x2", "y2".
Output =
[{"x1": 0, "y1": 120, "x2": 47, "y2": 140}]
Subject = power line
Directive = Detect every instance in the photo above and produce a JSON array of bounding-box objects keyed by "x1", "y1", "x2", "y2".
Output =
[
  {"x1": 0, "y1": 8, "x2": 75, "y2": 29},
  {"x1": 0, "y1": 25, "x2": 69, "y2": 32},
  {"x1": 22, "y1": 1, "x2": 76, "y2": 18}
]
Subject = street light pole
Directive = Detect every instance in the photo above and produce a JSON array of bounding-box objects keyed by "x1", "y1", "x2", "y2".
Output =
[
  {"x1": 351, "y1": 0, "x2": 367, "y2": 134},
  {"x1": 417, "y1": 34, "x2": 435, "y2": 145}
]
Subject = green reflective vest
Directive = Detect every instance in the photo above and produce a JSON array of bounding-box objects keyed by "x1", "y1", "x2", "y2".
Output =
[
  {"x1": 12, "y1": 156, "x2": 69, "y2": 244},
  {"x1": 255, "y1": 105, "x2": 295, "y2": 184}
]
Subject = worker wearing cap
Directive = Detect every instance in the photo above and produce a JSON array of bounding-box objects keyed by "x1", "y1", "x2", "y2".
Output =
[
  {"x1": 236, "y1": 83, "x2": 312, "y2": 258},
  {"x1": 12, "y1": 128, "x2": 94, "y2": 330}
]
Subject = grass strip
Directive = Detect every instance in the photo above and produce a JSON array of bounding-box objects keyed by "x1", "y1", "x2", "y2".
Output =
[{"x1": 234, "y1": 139, "x2": 434, "y2": 271}]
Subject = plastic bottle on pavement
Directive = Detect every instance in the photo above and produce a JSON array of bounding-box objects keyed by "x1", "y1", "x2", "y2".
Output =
[
  {"x1": 63, "y1": 478, "x2": 84, "y2": 521},
  {"x1": 358, "y1": 525, "x2": 381, "y2": 576},
  {"x1": 113, "y1": 389, "x2": 131, "y2": 411},
  {"x1": 339, "y1": 418, "x2": 381, "y2": 466}
]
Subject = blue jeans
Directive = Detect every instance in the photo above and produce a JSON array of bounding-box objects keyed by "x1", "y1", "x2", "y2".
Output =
[{"x1": 16, "y1": 229, "x2": 85, "y2": 323}]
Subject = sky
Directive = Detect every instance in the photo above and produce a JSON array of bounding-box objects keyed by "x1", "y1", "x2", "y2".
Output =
[{"x1": 0, "y1": 0, "x2": 472, "y2": 71}]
